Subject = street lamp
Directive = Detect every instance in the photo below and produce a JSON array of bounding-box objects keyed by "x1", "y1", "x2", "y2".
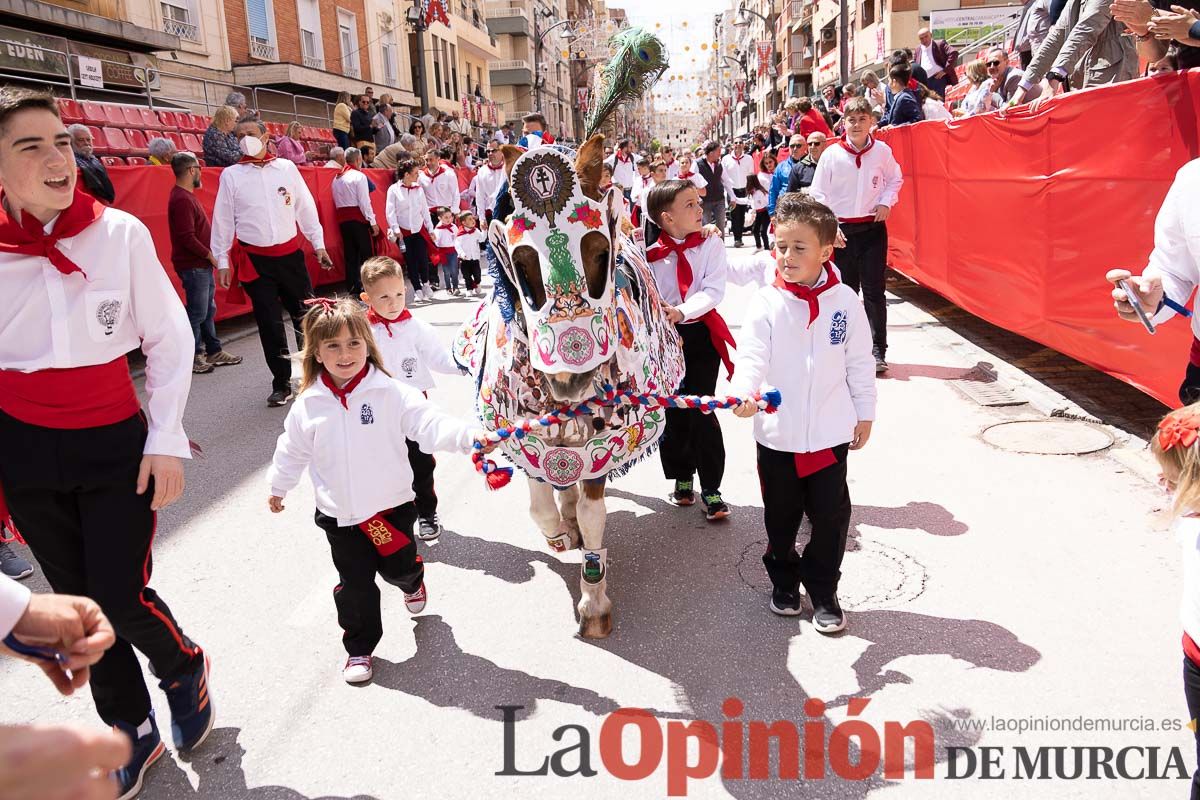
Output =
[
  {"x1": 732, "y1": 3, "x2": 775, "y2": 133},
  {"x1": 722, "y1": 52, "x2": 751, "y2": 135},
  {"x1": 405, "y1": 3, "x2": 429, "y2": 115},
  {"x1": 533, "y1": 8, "x2": 575, "y2": 122}
]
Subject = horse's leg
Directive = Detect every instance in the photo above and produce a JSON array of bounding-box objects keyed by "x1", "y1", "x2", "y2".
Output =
[
  {"x1": 576, "y1": 477, "x2": 612, "y2": 638},
  {"x1": 529, "y1": 477, "x2": 576, "y2": 553},
  {"x1": 557, "y1": 483, "x2": 582, "y2": 550}
]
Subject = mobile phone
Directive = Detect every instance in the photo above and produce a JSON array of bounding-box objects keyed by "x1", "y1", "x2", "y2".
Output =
[{"x1": 1117, "y1": 278, "x2": 1156, "y2": 335}]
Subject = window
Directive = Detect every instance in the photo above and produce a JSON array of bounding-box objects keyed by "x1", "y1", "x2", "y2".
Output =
[
  {"x1": 441, "y1": 39, "x2": 452, "y2": 99},
  {"x1": 476, "y1": 65, "x2": 483, "y2": 95},
  {"x1": 338, "y1": 9, "x2": 360, "y2": 78},
  {"x1": 161, "y1": 0, "x2": 200, "y2": 41},
  {"x1": 297, "y1": 0, "x2": 322, "y2": 68},
  {"x1": 450, "y1": 43, "x2": 459, "y2": 100},
  {"x1": 381, "y1": 18, "x2": 398, "y2": 86},
  {"x1": 245, "y1": 0, "x2": 277, "y2": 59},
  {"x1": 432, "y1": 35, "x2": 443, "y2": 97},
  {"x1": 860, "y1": 0, "x2": 875, "y2": 27}
]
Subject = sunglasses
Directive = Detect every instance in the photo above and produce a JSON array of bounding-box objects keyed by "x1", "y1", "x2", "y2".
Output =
[
  {"x1": 986, "y1": 60, "x2": 1002, "y2": 67},
  {"x1": 807, "y1": 141, "x2": 823, "y2": 146}
]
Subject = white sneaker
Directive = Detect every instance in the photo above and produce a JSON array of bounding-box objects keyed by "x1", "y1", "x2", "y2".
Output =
[
  {"x1": 423, "y1": 288, "x2": 435, "y2": 302},
  {"x1": 404, "y1": 582, "x2": 428, "y2": 614},
  {"x1": 343, "y1": 655, "x2": 373, "y2": 684}
]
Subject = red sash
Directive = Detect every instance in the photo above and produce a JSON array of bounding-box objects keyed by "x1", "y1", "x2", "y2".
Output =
[
  {"x1": 794, "y1": 450, "x2": 837, "y2": 479},
  {"x1": 839, "y1": 216, "x2": 876, "y2": 225},
  {"x1": 227, "y1": 231, "x2": 304, "y2": 304},
  {"x1": 335, "y1": 206, "x2": 370, "y2": 225},
  {"x1": 646, "y1": 233, "x2": 736, "y2": 378},
  {"x1": 400, "y1": 226, "x2": 443, "y2": 266},
  {"x1": 1186, "y1": 632, "x2": 1200, "y2": 668},
  {"x1": 358, "y1": 511, "x2": 412, "y2": 556}
]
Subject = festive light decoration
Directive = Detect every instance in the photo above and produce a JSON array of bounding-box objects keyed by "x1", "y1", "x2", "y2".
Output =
[{"x1": 471, "y1": 386, "x2": 783, "y2": 490}]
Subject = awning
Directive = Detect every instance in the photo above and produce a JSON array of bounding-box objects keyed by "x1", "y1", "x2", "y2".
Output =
[{"x1": 0, "y1": 0, "x2": 178, "y2": 52}]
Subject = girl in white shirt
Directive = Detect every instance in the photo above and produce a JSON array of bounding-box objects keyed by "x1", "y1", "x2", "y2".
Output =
[
  {"x1": 745, "y1": 173, "x2": 771, "y2": 251},
  {"x1": 1150, "y1": 404, "x2": 1200, "y2": 796},
  {"x1": 267, "y1": 298, "x2": 488, "y2": 685}
]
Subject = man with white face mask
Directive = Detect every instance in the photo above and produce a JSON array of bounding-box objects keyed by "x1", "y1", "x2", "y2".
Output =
[{"x1": 211, "y1": 117, "x2": 333, "y2": 407}]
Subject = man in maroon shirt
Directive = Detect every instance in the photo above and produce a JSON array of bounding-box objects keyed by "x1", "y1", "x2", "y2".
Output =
[{"x1": 168, "y1": 152, "x2": 242, "y2": 374}]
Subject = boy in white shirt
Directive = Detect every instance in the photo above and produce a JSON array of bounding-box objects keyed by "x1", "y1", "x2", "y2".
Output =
[
  {"x1": 732, "y1": 194, "x2": 876, "y2": 632},
  {"x1": 645, "y1": 180, "x2": 737, "y2": 521},
  {"x1": 455, "y1": 211, "x2": 487, "y2": 296},
  {"x1": 359, "y1": 258, "x2": 465, "y2": 540},
  {"x1": 808, "y1": 97, "x2": 903, "y2": 373}
]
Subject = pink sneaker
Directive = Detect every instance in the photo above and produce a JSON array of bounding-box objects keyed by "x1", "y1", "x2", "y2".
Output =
[
  {"x1": 343, "y1": 655, "x2": 373, "y2": 684},
  {"x1": 404, "y1": 582, "x2": 428, "y2": 614}
]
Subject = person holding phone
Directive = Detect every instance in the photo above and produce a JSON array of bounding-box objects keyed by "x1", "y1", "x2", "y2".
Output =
[{"x1": 1107, "y1": 158, "x2": 1200, "y2": 403}]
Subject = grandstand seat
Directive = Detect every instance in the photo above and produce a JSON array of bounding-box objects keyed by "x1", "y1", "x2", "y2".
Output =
[
  {"x1": 120, "y1": 106, "x2": 144, "y2": 128},
  {"x1": 126, "y1": 156, "x2": 148, "y2": 165},
  {"x1": 100, "y1": 156, "x2": 125, "y2": 167},
  {"x1": 81, "y1": 101, "x2": 108, "y2": 126},
  {"x1": 166, "y1": 131, "x2": 186, "y2": 150},
  {"x1": 319, "y1": 128, "x2": 335, "y2": 144},
  {"x1": 100, "y1": 127, "x2": 131, "y2": 156},
  {"x1": 125, "y1": 129, "x2": 149, "y2": 155},
  {"x1": 157, "y1": 110, "x2": 178, "y2": 130},
  {"x1": 181, "y1": 132, "x2": 202, "y2": 152},
  {"x1": 85, "y1": 125, "x2": 108, "y2": 155},
  {"x1": 177, "y1": 113, "x2": 201, "y2": 132},
  {"x1": 138, "y1": 108, "x2": 161, "y2": 129},
  {"x1": 197, "y1": 115, "x2": 211, "y2": 129},
  {"x1": 58, "y1": 98, "x2": 83, "y2": 124},
  {"x1": 102, "y1": 104, "x2": 127, "y2": 127},
  {"x1": 267, "y1": 122, "x2": 285, "y2": 136}
]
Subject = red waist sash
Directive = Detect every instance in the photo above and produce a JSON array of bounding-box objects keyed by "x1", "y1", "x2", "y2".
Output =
[
  {"x1": 839, "y1": 215, "x2": 877, "y2": 225},
  {"x1": 0, "y1": 357, "x2": 137, "y2": 429},
  {"x1": 227, "y1": 231, "x2": 304, "y2": 304},
  {"x1": 683, "y1": 310, "x2": 737, "y2": 379},
  {"x1": 335, "y1": 206, "x2": 370, "y2": 225},
  {"x1": 400, "y1": 227, "x2": 443, "y2": 266},
  {"x1": 358, "y1": 511, "x2": 412, "y2": 556}
]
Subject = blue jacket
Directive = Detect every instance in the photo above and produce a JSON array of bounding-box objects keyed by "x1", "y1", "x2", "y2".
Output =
[
  {"x1": 768, "y1": 159, "x2": 797, "y2": 216},
  {"x1": 882, "y1": 88, "x2": 924, "y2": 127}
]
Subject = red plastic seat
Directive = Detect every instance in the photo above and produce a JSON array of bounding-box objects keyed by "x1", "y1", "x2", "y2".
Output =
[
  {"x1": 81, "y1": 101, "x2": 108, "y2": 126},
  {"x1": 102, "y1": 104, "x2": 127, "y2": 127},
  {"x1": 181, "y1": 132, "x2": 202, "y2": 152},
  {"x1": 58, "y1": 98, "x2": 83, "y2": 124},
  {"x1": 267, "y1": 122, "x2": 285, "y2": 136},
  {"x1": 157, "y1": 110, "x2": 179, "y2": 130},
  {"x1": 138, "y1": 109, "x2": 160, "y2": 129},
  {"x1": 125, "y1": 129, "x2": 149, "y2": 155},
  {"x1": 197, "y1": 115, "x2": 211, "y2": 129},
  {"x1": 126, "y1": 156, "x2": 148, "y2": 165},
  {"x1": 319, "y1": 128, "x2": 335, "y2": 143},
  {"x1": 118, "y1": 106, "x2": 142, "y2": 128},
  {"x1": 100, "y1": 156, "x2": 125, "y2": 166},
  {"x1": 100, "y1": 127, "x2": 130, "y2": 156},
  {"x1": 166, "y1": 131, "x2": 186, "y2": 150},
  {"x1": 83, "y1": 125, "x2": 108, "y2": 155},
  {"x1": 178, "y1": 113, "x2": 201, "y2": 132}
]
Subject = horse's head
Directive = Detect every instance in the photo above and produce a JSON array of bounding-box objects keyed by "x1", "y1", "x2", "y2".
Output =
[{"x1": 489, "y1": 135, "x2": 621, "y2": 403}]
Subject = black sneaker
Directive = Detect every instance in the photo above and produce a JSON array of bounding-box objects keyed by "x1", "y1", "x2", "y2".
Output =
[
  {"x1": 702, "y1": 492, "x2": 730, "y2": 521},
  {"x1": 417, "y1": 515, "x2": 442, "y2": 541},
  {"x1": 113, "y1": 712, "x2": 166, "y2": 800},
  {"x1": 811, "y1": 593, "x2": 846, "y2": 634},
  {"x1": 159, "y1": 652, "x2": 214, "y2": 753},
  {"x1": 0, "y1": 541, "x2": 32, "y2": 580},
  {"x1": 668, "y1": 479, "x2": 696, "y2": 506},
  {"x1": 267, "y1": 388, "x2": 293, "y2": 407},
  {"x1": 769, "y1": 588, "x2": 802, "y2": 616},
  {"x1": 733, "y1": 240, "x2": 744, "y2": 248},
  {"x1": 874, "y1": 351, "x2": 888, "y2": 374}
]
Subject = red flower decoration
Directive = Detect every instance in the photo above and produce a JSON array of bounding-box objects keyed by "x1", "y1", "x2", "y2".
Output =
[
  {"x1": 1158, "y1": 410, "x2": 1200, "y2": 451},
  {"x1": 507, "y1": 214, "x2": 536, "y2": 246},
  {"x1": 568, "y1": 203, "x2": 603, "y2": 230}
]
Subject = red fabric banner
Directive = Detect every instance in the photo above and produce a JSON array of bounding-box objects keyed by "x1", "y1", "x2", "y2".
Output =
[
  {"x1": 876, "y1": 70, "x2": 1200, "y2": 408},
  {"x1": 106, "y1": 165, "x2": 397, "y2": 321}
]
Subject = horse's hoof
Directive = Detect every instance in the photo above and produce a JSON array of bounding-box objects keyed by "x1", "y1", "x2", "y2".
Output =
[
  {"x1": 579, "y1": 612, "x2": 613, "y2": 639},
  {"x1": 545, "y1": 532, "x2": 578, "y2": 553}
]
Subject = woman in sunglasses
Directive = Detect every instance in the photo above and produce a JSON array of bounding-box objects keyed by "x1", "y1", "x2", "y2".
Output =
[{"x1": 409, "y1": 119, "x2": 427, "y2": 147}]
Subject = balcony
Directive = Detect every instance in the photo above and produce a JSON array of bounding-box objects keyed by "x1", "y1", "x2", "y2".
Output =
[
  {"x1": 788, "y1": 0, "x2": 813, "y2": 30},
  {"x1": 488, "y1": 57, "x2": 532, "y2": 85},
  {"x1": 787, "y1": 50, "x2": 811, "y2": 71},
  {"x1": 302, "y1": 54, "x2": 324, "y2": 69},
  {"x1": 343, "y1": 61, "x2": 361, "y2": 79},
  {"x1": 162, "y1": 18, "x2": 199, "y2": 42},
  {"x1": 250, "y1": 38, "x2": 277, "y2": 61},
  {"x1": 485, "y1": 0, "x2": 530, "y2": 36}
]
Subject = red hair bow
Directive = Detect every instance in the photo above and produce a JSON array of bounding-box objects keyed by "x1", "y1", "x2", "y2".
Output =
[
  {"x1": 304, "y1": 297, "x2": 338, "y2": 313},
  {"x1": 1158, "y1": 410, "x2": 1200, "y2": 451}
]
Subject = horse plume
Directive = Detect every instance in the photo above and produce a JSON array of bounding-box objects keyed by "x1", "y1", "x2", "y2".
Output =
[{"x1": 584, "y1": 27, "x2": 668, "y2": 140}]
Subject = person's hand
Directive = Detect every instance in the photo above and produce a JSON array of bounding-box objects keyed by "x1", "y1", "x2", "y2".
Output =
[
  {"x1": 135, "y1": 454, "x2": 184, "y2": 511},
  {"x1": 0, "y1": 724, "x2": 130, "y2": 800},
  {"x1": 207, "y1": 253, "x2": 218, "y2": 268},
  {"x1": 1112, "y1": 0, "x2": 1154, "y2": 31},
  {"x1": 851, "y1": 420, "x2": 873, "y2": 450},
  {"x1": 733, "y1": 399, "x2": 759, "y2": 418},
  {"x1": 268, "y1": 495, "x2": 284, "y2": 513},
  {"x1": 473, "y1": 432, "x2": 499, "y2": 454},
  {"x1": 873, "y1": 204, "x2": 891, "y2": 223},
  {"x1": 663, "y1": 304, "x2": 684, "y2": 324},
  {"x1": 370, "y1": 223, "x2": 379, "y2": 236},
  {"x1": 217, "y1": 268, "x2": 231, "y2": 289},
  {"x1": 1008, "y1": 86, "x2": 1029, "y2": 107},
  {"x1": 835, "y1": 228, "x2": 847, "y2": 248},
  {"x1": 316, "y1": 249, "x2": 334, "y2": 270},
  {"x1": 700, "y1": 224, "x2": 721, "y2": 239},
  {"x1": 3, "y1": 594, "x2": 116, "y2": 695},
  {"x1": 1028, "y1": 81, "x2": 1059, "y2": 113},
  {"x1": 1107, "y1": 268, "x2": 1165, "y2": 321},
  {"x1": 1149, "y1": 5, "x2": 1199, "y2": 39}
]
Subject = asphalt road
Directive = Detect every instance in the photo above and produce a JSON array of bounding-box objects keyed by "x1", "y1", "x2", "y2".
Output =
[{"x1": 1, "y1": 243, "x2": 1188, "y2": 799}]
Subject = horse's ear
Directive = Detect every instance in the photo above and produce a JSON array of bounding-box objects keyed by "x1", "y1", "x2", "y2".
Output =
[
  {"x1": 575, "y1": 134, "x2": 605, "y2": 200},
  {"x1": 500, "y1": 145, "x2": 523, "y2": 178},
  {"x1": 487, "y1": 217, "x2": 517, "y2": 288}
]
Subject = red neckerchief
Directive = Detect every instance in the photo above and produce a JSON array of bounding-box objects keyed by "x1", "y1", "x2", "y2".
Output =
[
  {"x1": 678, "y1": 170, "x2": 693, "y2": 179},
  {"x1": 367, "y1": 308, "x2": 412, "y2": 337},
  {"x1": 425, "y1": 165, "x2": 446, "y2": 180},
  {"x1": 401, "y1": 182, "x2": 423, "y2": 192},
  {"x1": 640, "y1": 175, "x2": 651, "y2": 186},
  {"x1": 616, "y1": 152, "x2": 631, "y2": 163},
  {"x1": 238, "y1": 153, "x2": 278, "y2": 165},
  {"x1": 321, "y1": 363, "x2": 370, "y2": 408},
  {"x1": 0, "y1": 188, "x2": 102, "y2": 277},
  {"x1": 457, "y1": 227, "x2": 478, "y2": 237},
  {"x1": 338, "y1": 163, "x2": 360, "y2": 177},
  {"x1": 773, "y1": 261, "x2": 840, "y2": 328},
  {"x1": 599, "y1": 181, "x2": 613, "y2": 192},
  {"x1": 732, "y1": 154, "x2": 744, "y2": 163},
  {"x1": 646, "y1": 232, "x2": 706, "y2": 298},
  {"x1": 839, "y1": 136, "x2": 875, "y2": 168}
]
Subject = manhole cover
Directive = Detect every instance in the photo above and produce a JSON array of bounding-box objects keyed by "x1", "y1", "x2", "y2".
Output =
[
  {"x1": 738, "y1": 537, "x2": 926, "y2": 610},
  {"x1": 981, "y1": 419, "x2": 1114, "y2": 455}
]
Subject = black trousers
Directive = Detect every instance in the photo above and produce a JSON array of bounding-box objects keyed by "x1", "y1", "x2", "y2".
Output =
[
  {"x1": 839, "y1": 221, "x2": 889, "y2": 356},
  {"x1": 406, "y1": 439, "x2": 437, "y2": 518},
  {"x1": 731, "y1": 188, "x2": 748, "y2": 243},
  {"x1": 314, "y1": 503, "x2": 423, "y2": 657},
  {"x1": 1180, "y1": 362, "x2": 1200, "y2": 405},
  {"x1": 460, "y1": 258, "x2": 482, "y2": 290},
  {"x1": 339, "y1": 220, "x2": 373, "y2": 296},
  {"x1": 758, "y1": 443, "x2": 852, "y2": 599},
  {"x1": 660, "y1": 322, "x2": 725, "y2": 492},
  {"x1": 401, "y1": 233, "x2": 431, "y2": 291},
  {"x1": 1185, "y1": 657, "x2": 1200, "y2": 800},
  {"x1": 750, "y1": 209, "x2": 771, "y2": 249},
  {"x1": 0, "y1": 411, "x2": 202, "y2": 727},
  {"x1": 243, "y1": 249, "x2": 313, "y2": 392}
]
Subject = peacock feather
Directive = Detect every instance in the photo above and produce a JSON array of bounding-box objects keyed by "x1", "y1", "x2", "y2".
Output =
[{"x1": 584, "y1": 27, "x2": 668, "y2": 139}]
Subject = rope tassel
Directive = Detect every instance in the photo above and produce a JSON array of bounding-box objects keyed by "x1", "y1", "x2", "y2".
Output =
[{"x1": 470, "y1": 385, "x2": 782, "y2": 490}]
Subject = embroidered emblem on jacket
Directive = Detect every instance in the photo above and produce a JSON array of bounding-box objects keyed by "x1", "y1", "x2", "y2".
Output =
[
  {"x1": 401, "y1": 357, "x2": 417, "y2": 378},
  {"x1": 360, "y1": 403, "x2": 374, "y2": 425},
  {"x1": 829, "y1": 310, "x2": 847, "y2": 345},
  {"x1": 96, "y1": 299, "x2": 122, "y2": 335}
]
